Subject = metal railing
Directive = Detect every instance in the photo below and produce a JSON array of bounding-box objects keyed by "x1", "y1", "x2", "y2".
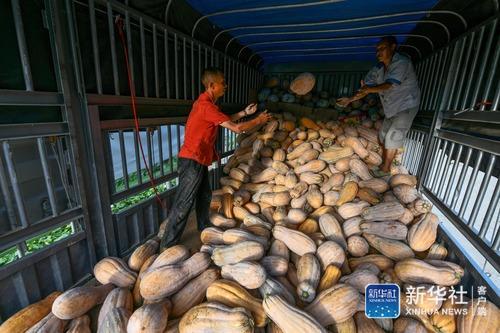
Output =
[{"x1": 402, "y1": 14, "x2": 500, "y2": 294}]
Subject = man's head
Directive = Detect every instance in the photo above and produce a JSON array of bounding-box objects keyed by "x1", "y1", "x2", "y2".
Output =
[
  {"x1": 202, "y1": 67, "x2": 226, "y2": 100},
  {"x1": 376, "y1": 36, "x2": 397, "y2": 65}
]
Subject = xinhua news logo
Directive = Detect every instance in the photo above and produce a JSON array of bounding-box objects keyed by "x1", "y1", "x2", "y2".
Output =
[{"x1": 365, "y1": 283, "x2": 400, "y2": 319}]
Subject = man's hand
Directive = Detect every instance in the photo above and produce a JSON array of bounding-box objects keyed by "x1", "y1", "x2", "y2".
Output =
[
  {"x1": 256, "y1": 111, "x2": 272, "y2": 123},
  {"x1": 244, "y1": 103, "x2": 257, "y2": 115},
  {"x1": 336, "y1": 97, "x2": 352, "y2": 107}
]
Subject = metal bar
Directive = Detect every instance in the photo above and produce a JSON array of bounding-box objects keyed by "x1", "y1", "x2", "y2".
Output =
[
  {"x1": 462, "y1": 25, "x2": 487, "y2": 110},
  {"x1": 158, "y1": 126, "x2": 164, "y2": 176},
  {"x1": 423, "y1": 187, "x2": 500, "y2": 274},
  {"x1": 211, "y1": 49, "x2": 214, "y2": 66},
  {"x1": 88, "y1": 0, "x2": 102, "y2": 94},
  {"x1": 191, "y1": 40, "x2": 195, "y2": 99},
  {"x1": 174, "y1": 34, "x2": 179, "y2": 99},
  {"x1": 2, "y1": 142, "x2": 28, "y2": 227},
  {"x1": 410, "y1": 132, "x2": 419, "y2": 174},
  {"x1": 140, "y1": 17, "x2": 148, "y2": 97},
  {"x1": 453, "y1": 32, "x2": 476, "y2": 110},
  {"x1": 118, "y1": 130, "x2": 129, "y2": 190},
  {"x1": 422, "y1": 57, "x2": 435, "y2": 110},
  {"x1": 441, "y1": 111, "x2": 500, "y2": 124},
  {"x1": 428, "y1": 49, "x2": 447, "y2": 111},
  {"x1": 0, "y1": 90, "x2": 64, "y2": 106},
  {"x1": 147, "y1": 128, "x2": 153, "y2": 180},
  {"x1": 177, "y1": 124, "x2": 181, "y2": 158},
  {"x1": 183, "y1": 37, "x2": 187, "y2": 99},
  {"x1": 107, "y1": 2, "x2": 120, "y2": 95},
  {"x1": 422, "y1": 137, "x2": 440, "y2": 187},
  {"x1": 450, "y1": 147, "x2": 473, "y2": 210},
  {"x1": 86, "y1": 94, "x2": 193, "y2": 107},
  {"x1": 153, "y1": 24, "x2": 159, "y2": 98},
  {"x1": 445, "y1": 39, "x2": 467, "y2": 110},
  {"x1": 167, "y1": 125, "x2": 173, "y2": 173},
  {"x1": 443, "y1": 144, "x2": 464, "y2": 204},
  {"x1": 37, "y1": 138, "x2": 58, "y2": 216},
  {"x1": 438, "y1": 129, "x2": 500, "y2": 156},
  {"x1": 133, "y1": 129, "x2": 142, "y2": 184},
  {"x1": 436, "y1": 142, "x2": 455, "y2": 198},
  {"x1": 0, "y1": 122, "x2": 69, "y2": 140},
  {"x1": 479, "y1": 178, "x2": 500, "y2": 238},
  {"x1": 480, "y1": 22, "x2": 500, "y2": 110},
  {"x1": 458, "y1": 150, "x2": 483, "y2": 219},
  {"x1": 164, "y1": 29, "x2": 170, "y2": 98},
  {"x1": 212, "y1": 10, "x2": 467, "y2": 47},
  {"x1": 0, "y1": 152, "x2": 18, "y2": 229},
  {"x1": 198, "y1": 44, "x2": 202, "y2": 97},
  {"x1": 430, "y1": 140, "x2": 448, "y2": 192},
  {"x1": 125, "y1": 6, "x2": 135, "y2": 84},
  {"x1": 469, "y1": 155, "x2": 496, "y2": 226},
  {"x1": 11, "y1": 0, "x2": 33, "y2": 91}
]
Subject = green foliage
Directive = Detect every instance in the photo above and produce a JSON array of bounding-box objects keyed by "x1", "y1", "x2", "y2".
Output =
[{"x1": 0, "y1": 247, "x2": 20, "y2": 266}]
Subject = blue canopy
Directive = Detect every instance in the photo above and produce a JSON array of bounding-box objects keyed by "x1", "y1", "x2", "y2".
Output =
[{"x1": 186, "y1": 0, "x2": 442, "y2": 65}]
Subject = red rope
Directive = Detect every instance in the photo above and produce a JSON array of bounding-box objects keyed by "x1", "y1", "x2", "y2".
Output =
[{"x1": 115, "y1": 16, "x2": 165, "y2": 209}]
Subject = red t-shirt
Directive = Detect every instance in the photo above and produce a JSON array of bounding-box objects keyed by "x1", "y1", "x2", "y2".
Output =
[{"x1": 179, "y1": 92, "x2": 231, "y2": 166}]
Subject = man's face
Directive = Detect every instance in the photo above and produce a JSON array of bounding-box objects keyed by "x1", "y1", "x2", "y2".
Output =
[
  {"x1": 376, "y1": 41, "x2": 395, "y2": 64},
  {"x1": 209, "y1": 74, "x2": 227, "y2": 99}
]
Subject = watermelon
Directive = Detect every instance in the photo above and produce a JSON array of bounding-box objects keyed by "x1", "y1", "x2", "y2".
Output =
[
  {"x1": 282, "y1": 93, "x2": 296, "y2": 103},
  {"x1": 316, "y1": 99, "x2": 329, "y2": 108},
  {"x1": 258, "y1": 88, "x2": 271, "y2": 102}
]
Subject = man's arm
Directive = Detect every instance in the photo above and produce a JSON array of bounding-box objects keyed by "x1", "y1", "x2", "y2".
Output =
[
  {"x1": 337, "y1": 82, "x2": 393, "y2": 107},
  {"x1": 230, "y1": 110, "x2": 247, "y2": 122},
  {"x1": 229, "y1": 103, "x2": 257, "y2": 122},
  {"x1": 221, "y1": 111, "x2": 271, "y2": 134}
]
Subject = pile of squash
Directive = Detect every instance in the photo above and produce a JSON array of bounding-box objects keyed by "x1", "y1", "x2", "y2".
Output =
[{"x1": 2, "y1": 114, "x2": 499, "y2": 333}]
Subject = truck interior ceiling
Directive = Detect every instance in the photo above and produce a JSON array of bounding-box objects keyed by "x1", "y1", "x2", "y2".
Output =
[{"x1": 0, "y1": 0, "x2": 499, "y2": 331}]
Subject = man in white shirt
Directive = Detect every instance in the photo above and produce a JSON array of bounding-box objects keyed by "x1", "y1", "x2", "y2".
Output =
[{"x1": 338, "y1": 36, "x2": 421, "y2": 175}]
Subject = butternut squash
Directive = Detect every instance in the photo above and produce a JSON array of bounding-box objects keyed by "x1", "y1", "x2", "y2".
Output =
[
  {"x1": 318, "y1": 265, "x2": 342, "y2": 292},
  {"x1": 299, "y1": 117, "x2": 321, "y2": 131},
  {"x1": 394, "y1": 258, "x2": 463, "y2": 286},
  {"x1": 259, "y1": 192, "x2": 292, "y2": 206},
  {"x1": 296, "y1": 149, "x2": 320, "y2": 165},
  {"x1": 206, "y1": 279, "x2": 268, "y2": 328},
  {"x1": 319, "y1": 147, "x2": 354, "y2": 163},
  {"x1": 457, "y1": 299, "x2": 500, "y2": 333},
  {"x1": 171, "y1": 268, "x2": 220, "y2": 318},
  {"x1": 98, "y1": 287, "x2": 133, "y2": 329},
  {"x1": 393, "y1": 184, "x2": 419, "y2": 203},
  {"x1": 150, "y1": 244, "x2": 189, "y2": 269},
  {"x1": 298, "y1": 218, "x2": 319, "y2": 234},
  {"x1": 133, "y1": 254, "x2": 158, "y2": 307},
  {"x1": 394, "y1": 317, "x2": 428, "y2": 333},
  {"x1": 201, "y1": 227, "x2": 225, "y2": 245},
  {"x1": 340, "y1": 269, "x2": 379, "y2": 294},
  {"x1": 97, "y1": 307, "x2": 131, "y2": 333},
  {"x1": 319, "y1": 214, "x2": 346, "y2": 249},
  {"x1": 140, "y1": 252, "x2": 211, "y2": 301},
  {"x1": 349, "y1": 159, "x2": 372, "y2": 180},
  {"x1": 356, "y1": 187, "x2": 381, "y2": 205},
  {"x1": 94, "y1": 257, "x2": 137, "y2": 288},
  {"x1": 358, "y1": 178, "x2": 389, "y2": 193},
  {"x1": 26, "y1": 313, "x2": 67, "y2": 333},
  {"x1": 212, "y1": 241, "x2": 265, "y2": 266},
  {"x1": 407, "y1": 213, "x2": 439, "y2": 252},
  {"x1": 296, "y1": 253, "x2": 321, "y2": 302},
  {"x1": 363, "y1": 233, "x2": 415, "y2": 261},
  {"x1": 221, "y1": 261, "x2": 267, "y2": 289},
  {"x1": 179, "y1": 302, "x2": 254, "y2": 333},
  {"x1": 0, "y1": 291, "x2": 61, "y2": 333},
  {"x1": 390, "y1": 174, "x2": 417, "y2": 187},
  {"x1": 272, "y1": 226, "x2": 316, "y2": 256},
  {"x1": 261, "y1": 256, "x2": 289, "y2": 276},
  {"x1": 316, "y1": 241, "x2": 346, "y2": 269},
  {"x1": 360, "y1": 221, "x2": 408, "y2": 240},
  {"x1": 263, "y1": 295, "x2": 326, "y2": 333},
  {"x1": 52, "y1": 283, "x2": 114, "y2": 320},
  {"x1": 354, "y1": 312, "x2": 384, "y2": 333},
  {"x1": 336, "y1": 182, "x2": 358, "y2": 206},
  {"x1": 222, "y1": 229, "x2": 268, "y2": 248},
  {"x1": 66, "y1": 315, "x2": 91, "y2": 333},
  {"x1": 347, "y1": 235, "x2": 369, "y2": 257},
  {"x1": 349, "y1": 254, "x2": 394, "y2": 272},
  {"x1": 337, "y1": 201, "x2": 370, "y2": 219},
  {"x1": 305, "y1": 284, "x2": 360, "y2": 326},
  {"x1": 127, "y1": 299, "x2": 170, "y2": 333},
  {"x1": 361, "y1": 202, "x2": 406, "y2": 221}
]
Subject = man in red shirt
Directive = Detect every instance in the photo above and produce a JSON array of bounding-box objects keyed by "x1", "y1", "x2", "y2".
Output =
[{"x1": 160, "y1": 67, "x2": 271, "y2": 250}]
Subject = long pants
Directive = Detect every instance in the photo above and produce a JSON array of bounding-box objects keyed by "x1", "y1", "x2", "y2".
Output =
[{"x1": 160, "y1": 157, "x2": 211, "y2": 249}]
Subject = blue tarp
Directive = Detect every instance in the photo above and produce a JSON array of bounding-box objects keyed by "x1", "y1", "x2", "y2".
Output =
[{"x1": 186, "y1": 0, "x2": 439, "y2": 64}]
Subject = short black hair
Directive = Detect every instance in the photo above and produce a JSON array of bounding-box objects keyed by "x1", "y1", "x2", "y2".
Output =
[
  {"x1": 201, "y1": 67, "x2": 224, "y2": 87},
  {"x1": 378, "y1": 36, "x2": 398, "y2": 46}
]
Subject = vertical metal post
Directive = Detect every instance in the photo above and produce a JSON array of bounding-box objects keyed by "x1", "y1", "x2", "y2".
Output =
[
  {"x1": 191, "y1": 40, "x2": 195, "y2": 99},
  {"x1": 422, "y1": 137, "x2": 440, "y2": 188},
  {"x1": 107, "y1": 2, "x2": 119, "y2": 95},
  {"x1": 183, "y1": 37, "x2": 187, "y2": 99},
  {"x1": 11, "y1": 0, "x2": 33, "y2": 91},
  {"x1": 147, "y1": 129, "x2": 153, "y2": 180},
  {"x1": 469, "y1": 155, "x2": 496, "y2": 226},
  {"x1": 2, "y1": 142, "x2": 28, "y2": 227},
  {"x1": 198, "y1": 44, "x2": 202, "y2": 96},
  {"x1": 461, "y1": 26, "x2": 485, "y2": 110},
  {"x1": 164, "y1": 29, "x2": 170, "y2": 98},
  {"x1": 153, "y1": 24, "x2": 159, "y2": 98},
  {"x1": 158, "y1": 126, "x2": 164, "y2": 176},
  {"x1": 473, "y1": 19, "x2": 497, "y2": 110},
  {"x1": 0, "y1": 153, "x2": 18, "y2": 229},
  {"x1": 443, "y1": 144, "x2": 464, "y2": 204},
  {"x1": 88, "y1": 0, "x2": 102, "y2": 94},
  {"x1": 452, "y1": 34, "x2": 474, "y2": 110},
  {"x1": 430, "y1": 140, "x2": 448, "y2": 191},
  {"x1": 436, "y1": 142, "x2": 455, "y2": 198},
  {"x1": 37, "y1": 138, "x2": 58, "y2": 216},
  {"x1": 140, "y1": 17, "x2": 148, "y2": 97},
  {"x1": 459, "y1": 151, "x2": 483, "y2": 220},
  {"x1": 480, "y1": 24, "x2": 500, "y2": 110},
  {"x1": 118, "y1": 130, "x2": 129, "y2": 190},
  {"x1": 134, "y1": 129, "x2": 142, "y2": 184},
  {"x1": 125, "y1": 7, "x2": 135, "y2": 85},
  {"x1": 450, "y1": 147, "x2": 473, "y2": 210},
  {"x1": 174, "y1": 34, "x2": 179, "y2": 99},
  {"x1": 167, "y1": 125, "x2": 173, "y2": 173},
  {"x1": 479, "y1": 179, "x2": 499, "y2": 238}
]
